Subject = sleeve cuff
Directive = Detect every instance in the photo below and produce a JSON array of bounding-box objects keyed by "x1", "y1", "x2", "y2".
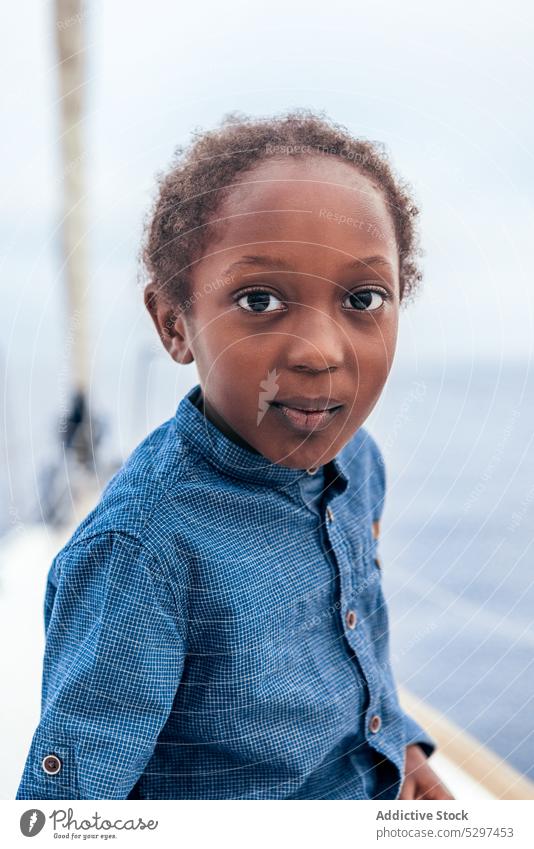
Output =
[{"x1": 402, "y1": 711, "x2": 437, "y2": 758}]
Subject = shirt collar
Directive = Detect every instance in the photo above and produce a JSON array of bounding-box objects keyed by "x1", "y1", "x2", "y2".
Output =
[{"x1": 175, "y1": 383, "x2": 352, "y2": 492}]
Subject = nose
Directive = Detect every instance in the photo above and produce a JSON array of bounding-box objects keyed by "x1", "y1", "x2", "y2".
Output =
[{"x1": 285, "y1": 308, "x2": 345, "y2": 373}]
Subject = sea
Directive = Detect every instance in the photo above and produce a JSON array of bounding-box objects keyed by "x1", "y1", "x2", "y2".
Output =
[{"x1": 369, "y1": 361, "x2": 534, "y2": 780}]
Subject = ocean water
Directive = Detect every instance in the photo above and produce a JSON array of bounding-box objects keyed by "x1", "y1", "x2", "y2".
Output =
[
  {"x1": 1, "y1": 356, "x2": 533, "y2": 779},
  {"x1": 367, "y1": 362, "x2": 534, "y2": 780}
]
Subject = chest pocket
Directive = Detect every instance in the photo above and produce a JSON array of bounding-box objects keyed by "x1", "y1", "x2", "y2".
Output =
[
  {"x1": 371, "y1": 519, "x2": 382, "y2": 570},
  {"x1": 348, "y1": 517, "x2": 383, "y2": 603}
]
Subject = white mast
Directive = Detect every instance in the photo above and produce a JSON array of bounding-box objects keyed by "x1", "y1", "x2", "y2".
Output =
[
  {"x1": 55, "y1": 0, "x2": 89, "y2": 400},
  {"x1": 41, "y1": 0, "x2": 103, "y2": 523}
]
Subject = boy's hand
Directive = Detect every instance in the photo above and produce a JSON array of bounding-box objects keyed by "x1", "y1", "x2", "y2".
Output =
[{"x1": 399, "y1": 744, "x2": 455, "y2": 800}]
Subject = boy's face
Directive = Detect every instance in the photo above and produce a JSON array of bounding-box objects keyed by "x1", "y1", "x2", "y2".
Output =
[{"x1": 154, "y1": 155, "x2": 400, "y2": 470}]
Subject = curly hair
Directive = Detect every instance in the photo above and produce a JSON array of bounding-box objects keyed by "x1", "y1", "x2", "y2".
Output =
[{"x1": 140, "y1": 109, "x2": 423, "y2": 312}]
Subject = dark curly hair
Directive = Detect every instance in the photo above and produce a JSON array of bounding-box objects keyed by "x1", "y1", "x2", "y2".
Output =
[{"x1": 140, "y1": 109, "x2": 423, "y2": 312}]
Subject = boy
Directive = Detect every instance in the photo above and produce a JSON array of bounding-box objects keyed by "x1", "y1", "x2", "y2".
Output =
[{"x1": 17, "y1": 111, "x2": 452, "y2": 800}]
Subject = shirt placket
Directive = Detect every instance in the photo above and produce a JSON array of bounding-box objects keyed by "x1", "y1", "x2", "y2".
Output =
[{"x1": 321, "y1": 495, "x2": 387, "y2": 754}]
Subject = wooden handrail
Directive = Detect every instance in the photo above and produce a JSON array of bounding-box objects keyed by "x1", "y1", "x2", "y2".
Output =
[{"x1": 400, "y1": 687, "x2": 534, "y2": 800}]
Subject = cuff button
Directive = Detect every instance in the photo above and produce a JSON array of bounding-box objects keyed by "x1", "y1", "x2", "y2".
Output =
[
  {"x1": 345, "y1": 609, "x2": 357, "y2": 629},
  {"x1": 42, "y1": 754, "x2": 62, "y2": 775},
  {"x1": 369, "y1": 714, "x2": 382, "y2": 734}
]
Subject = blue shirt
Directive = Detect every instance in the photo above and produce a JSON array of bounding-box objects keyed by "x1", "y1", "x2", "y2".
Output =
[
  {"x1": 16, "y1": 383, "x2": 435, "y2": 800},
  {"x1": 299, "y1": 463, "x2": 327, "y2": 515}
]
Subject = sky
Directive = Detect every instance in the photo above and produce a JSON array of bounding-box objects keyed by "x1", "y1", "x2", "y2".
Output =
[{"x1": 1, "y1": 0, "x2": 533, "y2": 447}]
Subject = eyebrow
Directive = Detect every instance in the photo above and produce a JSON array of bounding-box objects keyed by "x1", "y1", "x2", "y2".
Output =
[
  {"x1": 341, "y1": 255, "x2": 394, "y2": 272},
  {"x1": 224, "y1": 255, "x2": 296, "y2": 275},
  {"x1": 224, "y1": 253, "x2": 394, "y2": 276}
]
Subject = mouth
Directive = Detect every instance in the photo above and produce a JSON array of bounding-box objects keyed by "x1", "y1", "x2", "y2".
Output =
[{"x1": 269, "y1": 399, "x2": 344, "y2": 432}]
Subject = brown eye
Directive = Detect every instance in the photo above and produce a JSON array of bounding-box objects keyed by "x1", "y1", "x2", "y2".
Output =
[
  {"x1": 344, "y1": 290, "x2": 385, "y2": 311},
  {"x1": 237, "y1": 290, "x2": 285, "y2": 313}
]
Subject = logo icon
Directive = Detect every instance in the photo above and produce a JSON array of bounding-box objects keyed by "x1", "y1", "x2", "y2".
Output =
[
  {"x1": 257, "y1": 368, "x2": 280, "y2": 425},
  {"x1": 20, "y1": 809, "x2": 46, "y2": 837}
]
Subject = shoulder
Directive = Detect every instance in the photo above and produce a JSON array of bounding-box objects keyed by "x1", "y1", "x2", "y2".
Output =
[
  {"x1": 360, "y1": 425, "x2": 386, "y2": 494},
  {"x1": 46, "y1": 529, "x2": 188, "y2": 647},
  {"x1": 339, "y1": 424, "x2": 386, "y2": 481},
  {"x1": 338, "y1": 425, "x2": 387, "y2": 523},
  {"x1": 60, "y1": 414, "x2": 200, "y2": 562}
]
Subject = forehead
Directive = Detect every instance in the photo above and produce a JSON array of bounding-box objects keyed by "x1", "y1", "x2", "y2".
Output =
[{"x1": 200, "y1": 155, "x2": 397, "y2": 273}]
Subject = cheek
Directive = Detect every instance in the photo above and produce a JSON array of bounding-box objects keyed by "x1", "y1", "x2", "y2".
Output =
[
  {"x1": 349, "y1": 315, "x2": 397, "y2": 367},
  {"x1": 372, "y1": 306, "x2": 398, "y2": 355},
  {"x1": 193, "y1": 323, "x2": 267, "y2": 387},
  {"x1": 347, "y1": 320, "x2": 397, "y2": 401}
]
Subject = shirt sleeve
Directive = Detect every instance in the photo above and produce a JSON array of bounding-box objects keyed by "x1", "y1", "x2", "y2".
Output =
[
  {"x1": 401, "y1": 711, "x2": 436, "y2": 757},
  {"x1": 15, "y1": 531, "x2": 187, "y2": 799},
  {"x1": 369, "y1": 433, "x2": 437, "y2": 760}
]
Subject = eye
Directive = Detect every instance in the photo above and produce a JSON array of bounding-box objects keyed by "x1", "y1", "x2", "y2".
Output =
[
  {"x1": 236, "y1": 288, "x2": 285, "y2": 314},
  {"x1": 343, "y1": 288, "x2": 386, "y2": 311}
]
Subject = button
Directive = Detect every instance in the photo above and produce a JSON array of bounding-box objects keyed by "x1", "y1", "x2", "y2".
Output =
[
  {"x1": 374, "y1": 556, "x2": 382, "y2": 570},
  {"x1": 306, "y1": 466, "x2": 318, "y2": 475},
  {"x1": 372, "y1": 520, "x2": 380, "y2": 539},
  {"x1": 42, "y1": 754, "x2": 62, "y2": 775},
  {"x1": 345, "y1": 609, "x2": 357, "y2": 629},
  {"x1": 369, "y1": 714, "x2": 382, "y2": 734},
  {"x1": 326, "y1": 506, "x2": 334, "y2": 522}
]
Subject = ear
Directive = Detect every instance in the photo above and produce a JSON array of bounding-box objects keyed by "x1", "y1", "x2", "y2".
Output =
[{"x1": 144, "y1": 285, "x2": 194, "y2": 365}]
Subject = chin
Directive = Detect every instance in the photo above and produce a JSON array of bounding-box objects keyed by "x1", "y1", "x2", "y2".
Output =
[{"x1": 274, "y1": 447, "x2": 334, "y2": 470}]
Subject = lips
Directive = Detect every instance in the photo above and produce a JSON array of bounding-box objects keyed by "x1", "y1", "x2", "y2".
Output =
[
  {"x1": 271, "y1": 395, "x2": 343, "y2": 412},
  {"x1": 269, "y1": 397, "x2": 344, "y2": 432}
]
